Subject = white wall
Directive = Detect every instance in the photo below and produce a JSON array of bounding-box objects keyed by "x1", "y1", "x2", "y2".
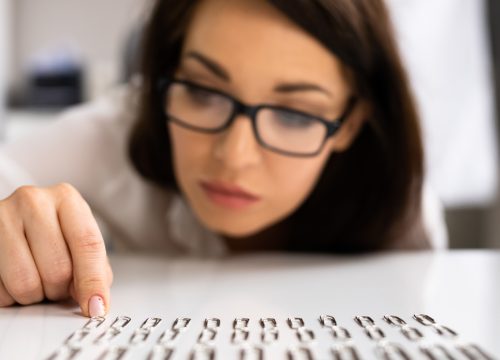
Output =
[
  {"x1": 387, "y1": 0, "x2": 498, "y2": 208},
  {"x1": 9, "y1": 0, "x2": 148, "y2": 101}
]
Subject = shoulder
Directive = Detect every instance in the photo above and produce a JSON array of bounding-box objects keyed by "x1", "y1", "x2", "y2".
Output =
[
  {"x1": 421, "y1": 180, "x2": 448, "y2": 249},
  {"x1": 58, "y1": 84, "x2": 139, "y2": 135},
  {"x1": 383, "y1": 180, "x2": 448, "y2": 251}
]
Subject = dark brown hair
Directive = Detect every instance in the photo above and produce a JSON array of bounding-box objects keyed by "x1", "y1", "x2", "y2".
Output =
[{"x1": 129, "y1": 0, "x2": 428, "y2": 253}]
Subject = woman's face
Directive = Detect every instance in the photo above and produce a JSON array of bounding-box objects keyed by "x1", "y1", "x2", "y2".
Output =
[{"x1": 168, "y1": 0, "x2": 366, "y2": 238}]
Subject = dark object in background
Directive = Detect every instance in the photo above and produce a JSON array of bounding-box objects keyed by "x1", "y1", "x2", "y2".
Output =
[
  {"x1": 121, "y1": 25, "x2": 143, "y2": 83},
  {"x1": 27, "y1": 63, "x2": 84, "y2": 108},
  {"x1": 488, "y1": 0, "x2": 500, "y2": 141}
]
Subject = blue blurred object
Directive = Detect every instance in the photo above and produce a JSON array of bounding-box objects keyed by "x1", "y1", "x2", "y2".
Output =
[{"x1": 27, "y1": 47, "x2": 84, "y2": 108}]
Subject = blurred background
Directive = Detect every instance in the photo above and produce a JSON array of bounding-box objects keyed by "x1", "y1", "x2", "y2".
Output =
[{"x1": 0, "y1": 0, "x2": 499, "y2": 248}]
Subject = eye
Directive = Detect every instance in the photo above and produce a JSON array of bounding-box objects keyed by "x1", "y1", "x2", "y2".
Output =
[
  {"x1": 185, "y1": 84, "x2": 220, "y2": 105},
  {"x1": 271, "y1": 109, "x2": 318, "y2": 129}
]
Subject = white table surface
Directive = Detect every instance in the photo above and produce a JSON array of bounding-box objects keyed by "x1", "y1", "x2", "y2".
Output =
[{"x1": 0, "y1": 250, "x2": 498, "y2": 359}]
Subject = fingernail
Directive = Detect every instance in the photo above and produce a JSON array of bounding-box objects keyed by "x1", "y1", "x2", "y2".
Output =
[{"x1": 88, "y1": 295, "x2": 105, "y2": 317}]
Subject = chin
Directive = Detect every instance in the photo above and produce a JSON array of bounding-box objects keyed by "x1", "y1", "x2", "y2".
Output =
[{"x1": 200, "y1": 216, "x2": 268, "y2": 238}]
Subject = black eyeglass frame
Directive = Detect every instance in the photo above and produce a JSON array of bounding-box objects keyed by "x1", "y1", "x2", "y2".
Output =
[{"x1": 158, "y1": 77, "x2": 357, "y2": 157}]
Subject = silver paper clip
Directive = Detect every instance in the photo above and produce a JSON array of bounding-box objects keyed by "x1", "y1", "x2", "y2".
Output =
[
  {"x1": 239, "y1": 345, "x2": 264, "y2": 360},
  {"x1": 232, "y1": 329, "x2": 250, "y2": 344},
  {"x1": 190, "y1": 345, "x2": 215, "y2": 360},
  {"x1": 287, "y1": 317, "x2": 305, "y2": 329},
  {"x1": 319, "y1": 315, "x2": 337, "y2": 327},
  {"x1": 172, "y1": 317, "x2": 191, "y2": 331},
  {"x1": 287, "y1": 346, "x2": 314, "y2": 360},
  {"x1": 234, "y1": 317, "x2": 250, "y2": 329}
]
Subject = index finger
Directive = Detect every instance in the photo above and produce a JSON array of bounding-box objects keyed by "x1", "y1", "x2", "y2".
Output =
[{"x1": 56, "y1": 185, "x2": 111, "y2": 317}]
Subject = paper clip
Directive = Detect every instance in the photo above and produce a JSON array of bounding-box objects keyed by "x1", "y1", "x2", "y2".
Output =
[
  {"x1": 172, "y1": 317, "x2": 191, "y2": 330},
  {"x1": 239, "y1": 345, "x2": 263, "y2": 360},
  {"x1": 384, "y1": 315, "x2": 423, "y2": 341},
  {"x1": 83, "y1": 316, "x2": 106, "y2": 329},
  {"x1": 130, "y1": 328, "x2": 151, "y2": 345},
  {"x1": 413, "y1": 314, "x2": 458, "y2": 338},
  {"x1": 420, "y1": 344, "x2": 455, "y2": 359},
  {"x1": 204, "y1": 318, "x2": 221, "y2": 330},
  {"x1": 354, "y1": 316, "x2": 375, "y2": 327},
  {"x1": 190, "y1": 345, "x2": 215, "y2": 360},
  {"x1": 198, "y1": 328, "x2": 217, "y2": 344},
  {"x1": 457, "y1": 343, "x2": 495, "y2": 360},
  {"x1": 365, "y1": 326, "x2": 385, "y2": 341},
  {"x1": 110, "y1": 316, "x2": 131, "y2": 330},
  {"x1": 287, "y1": 346, "x2": 314, "y2": 360},
  {"x1": 331, "y1": 326, "x2": 351, "y2": 341},
  {"x1": 45, "y1": 345, "x2": 81, "y2": 360},
  {"x1": 232, "y1": 329, "x2": 250, "y2": 344},
  {"x1": 319, "y1": 315, "x2": 337, "y2": 327},
  {"x1": 375, "y1": 342, "x2": 411, "y2": 360},
  {"x1": 297, "y1": 328, "x2": 315, "y2": 343},
  {"x1": 148, "y1": 345, "x2": 175, "y2": 360},
  {"x1": 261, "y1": 328, "x2": 279, "y2": 343},
  {"x1": 259, "y1": 318, "x2": 277, "y2": 330},
  {"x1": 65, "y1": 328, "x2": 90, "y2": 346},
  {"x1": 234, "y1": 317, "x2": 250, "y2": 329},
  {"x1": 331, "y1": 343, "x2": 360, "y2": 360},
  {"x1": 158, "y1": 329, "x2": 180, "y2": 344},
  {"x1": 413, "y1": 314, "x2": 436, "y2": 326},
  {"x1": 383, "y1": 315, "x2": 407, "y2": 326},
  {"x1": 94, "y1": 327, "x2": 121, "y2": 345},
  {"x1": 287, "y1": 317, "x2": 305, "y2": 329},
  {"x1": 141, "y1": 317, "x2": 162, "y2": 330},
  {"x1": 98, "y1": 346, "x2": 128, "y2": 360}
]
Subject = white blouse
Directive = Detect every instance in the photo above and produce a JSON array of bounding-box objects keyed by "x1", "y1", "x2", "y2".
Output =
[{"x1": 0, "y1": 86, "x2": 447, "y2": 257}]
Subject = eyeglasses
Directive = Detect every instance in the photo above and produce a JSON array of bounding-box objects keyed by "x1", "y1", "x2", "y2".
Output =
[{"x1": 159, "y1": 77, "x2": 357, "y2": 157}]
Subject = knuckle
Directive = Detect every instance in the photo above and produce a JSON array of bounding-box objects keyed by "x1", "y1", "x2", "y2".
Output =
[
  {"x1": 55, "y1": 183, "x2": 90, "y2": 211},
  {"x1": 41, "y1": 260, "x2": 73, "y2": 287},
  {"x1": 5, "y1": 267, "x2": 43, "y2": 304},
  {"x1": 78, "y1": 231, "x2": 104, "y2": 254},
  {"x1": 55, "y1": 183, "x2": 80, "y2": 199},
  {"x1": 13, "y1": 186, "x2": 46, "y2": 213},
  {"x1": 14, "y1": 185, "x2": 40, "y2": 202}
]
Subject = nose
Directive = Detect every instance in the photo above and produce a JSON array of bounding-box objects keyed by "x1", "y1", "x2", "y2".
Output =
[{"x1": 213, "y1": 114, "x2": 262, "y2": 170}]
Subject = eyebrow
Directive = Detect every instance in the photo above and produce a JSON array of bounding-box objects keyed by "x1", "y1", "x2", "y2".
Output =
[{"x1": 184, "y1": 50, "x2": 333, "y2": 98}]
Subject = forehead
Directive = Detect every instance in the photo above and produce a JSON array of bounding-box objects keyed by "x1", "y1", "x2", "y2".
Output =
[{"x1": 180, "y1": 0, "x2": 348, "y2": 92}]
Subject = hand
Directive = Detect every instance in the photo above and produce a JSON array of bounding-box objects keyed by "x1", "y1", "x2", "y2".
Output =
[{"x1": 0, "y1": 183, "x2": 113, "y2": 317}]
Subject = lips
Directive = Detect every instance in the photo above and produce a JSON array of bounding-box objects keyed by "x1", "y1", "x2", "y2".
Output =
[{"x1": 199, "y1": 180, "x2": 261, "y2": 209}]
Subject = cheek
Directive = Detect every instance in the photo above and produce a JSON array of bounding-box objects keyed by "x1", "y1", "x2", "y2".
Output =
[
  {"x1": 168, "y1": 124, "x2": 214, "y2": 187},
  {"x1": 265, "y1": 151, "x2": 331, "y2": 213}
]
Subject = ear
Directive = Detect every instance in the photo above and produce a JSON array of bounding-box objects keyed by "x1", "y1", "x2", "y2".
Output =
[{"x1": 328, "y1": 99, "x2": 371, "y2": 153}]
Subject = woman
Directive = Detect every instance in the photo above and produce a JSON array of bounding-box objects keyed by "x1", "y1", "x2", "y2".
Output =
[{"x1": 0, "y1": 0, "x2": 436, "y2": 318}]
